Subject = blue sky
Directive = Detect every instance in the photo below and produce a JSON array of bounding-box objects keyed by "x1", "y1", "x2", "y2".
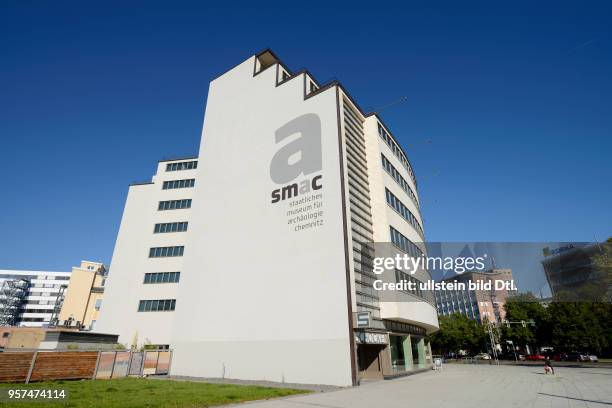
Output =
[{"x1": 1, "y1": 1, "x2": 611, "y2": 271}]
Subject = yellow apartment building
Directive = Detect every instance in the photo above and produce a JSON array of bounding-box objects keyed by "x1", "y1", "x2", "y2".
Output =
[{"x1": 58, "y1": 261, "x2": 106, "y2": 330}]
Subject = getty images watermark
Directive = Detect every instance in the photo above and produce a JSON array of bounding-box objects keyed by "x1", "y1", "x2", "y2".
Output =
[
  {"x1": 364, "y1": 241, "x2": 611, "y2": 303},
  {"x1": 371, "y1": 252, "x2": 517, "y2": 292}
]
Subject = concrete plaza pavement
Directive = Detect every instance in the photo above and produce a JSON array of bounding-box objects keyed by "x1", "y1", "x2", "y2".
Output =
[{"x1": 237, "y1": 364, "x2": 612, "y2": 408}]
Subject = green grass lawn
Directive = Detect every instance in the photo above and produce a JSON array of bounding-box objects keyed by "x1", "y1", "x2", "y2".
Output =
[{"x1": 0, "y1": 378, "x2": 309, "y2": 407}]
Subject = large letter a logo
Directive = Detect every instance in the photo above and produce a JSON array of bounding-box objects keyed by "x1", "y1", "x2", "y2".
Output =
[{"x1": 270, "y1": 113, "x2": 322, "y2": 185}]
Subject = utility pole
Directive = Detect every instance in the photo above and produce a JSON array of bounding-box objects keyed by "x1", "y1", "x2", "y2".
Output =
[{"x1": 486, "y1": 321, "x2": 500, "y2": 365}]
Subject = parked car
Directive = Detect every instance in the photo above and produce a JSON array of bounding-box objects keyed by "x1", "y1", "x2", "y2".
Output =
[
  {"x1": 474, "y1": 353, "x2": 491, "y2": 360},
  {"x1": 552, "y1": 353, "x2": 565, "y2": 361},
  {"x1": 498, "y1": 351, "x2": 525, "y2": 361},
  {"x1": 563, "y1": 352, "x2": 589, "y2": 362},
  {"x1": 526, "y1": 353, "x2": 546, "y2": 361},
  {"x1": 576, "y1": 352, "x2": 598, "y2": 362}
]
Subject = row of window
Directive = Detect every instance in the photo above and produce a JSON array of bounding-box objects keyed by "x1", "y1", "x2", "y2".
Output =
[
  {"x1": 394, "y1": 269, "x2": 426, "y2": 299},
  {"x1": 390, "y1": 226, "x2": 423, "y2": 258},
  {"x1": 437, "y1": 306, "x2": 480, "y2": 320},
  {"x1": 162, "y1": 179, "x2": 195, "y2": 190},
  {"x1": 381, "y1": 154, "x2": 419, "y2": 209},
  {"x1": 166, "y1": 160, "x2": 197, "y2": 172},
  {"x1": 385, "y1": 188, "x2": 424, "y2": 238},
  {"x1": 148, "y1": 246, "x2": 184, "y2": 258},
  {"x1": 378, "y1": 123, "x2": 417, "y2": 187},
  {"x1": 20, "y1": 309, "x2": 53, "y2": 314},
  {"x1": 137, "y1": 299, "x2": 176, "y2": 312},
  {"x1": 143, "y1": 272, "x2": 181, "y2": 284},
  {"x1": 435, "y1": 290, "x2": 476, "y2": 303},
  {"x1": 153, "y1": 222, "x2": 188, "y2": 234},
  {"x1": 0, "y1": 275, "x2": 69, "y2": 281},
  {"x1": 158, "y1": 199, "x2": 192, "y2": 211}
]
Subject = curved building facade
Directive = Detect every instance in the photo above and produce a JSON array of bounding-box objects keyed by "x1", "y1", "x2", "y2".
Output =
[{"x1": 349, "y1": 105, "x2": 439, "y2": 380}]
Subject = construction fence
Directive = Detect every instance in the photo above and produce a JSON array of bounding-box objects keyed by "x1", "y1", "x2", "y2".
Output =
[{"x1": 0, "y1": 350, "x2": 172, "y2": 383}]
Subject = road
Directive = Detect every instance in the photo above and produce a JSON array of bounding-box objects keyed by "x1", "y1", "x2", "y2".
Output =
[{"x1": 234, "y1": 364, "x2": 612, "y2": 408}]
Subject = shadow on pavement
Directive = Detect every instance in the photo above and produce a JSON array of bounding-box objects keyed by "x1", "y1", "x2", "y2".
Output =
[
  {"x1": 538, "y1": 393, "x2": 612, "y2": 405},
  {"x1": 576, "y1": 371, "x2": 612, "y2": 376}
]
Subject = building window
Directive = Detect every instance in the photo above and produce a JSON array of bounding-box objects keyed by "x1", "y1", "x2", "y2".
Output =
[
  {"x1": 21, "y1": 308, "x2": 54, "y2": 314},
  {"x1": 153, "y1": 222, "x2": 188, "y2": 234},
  {"x1": 395, "y1": 269, "x2": 430, "y2": 301},
  {"x1": 162, "y1": 179, "x2": 195, "y2": 190},
  {"x1": 94, "y1": 299, "x2": 102, "y2": 310},
  {"x1": 138, "y1": 299, "x2": 176, "y2": 312},
  {"x1": 381, "y1": 154, "x2": 419, "y2": 209},
  {"x1": 143, "y1": 272, "x2": 181, "y2": 284},
  {"x1": 158, "y1": 199, "x2": 192, "y2": 211},
  {"x1": 378, "y1": 123, "x2": 417, "y2": 187},
  {"x1": 148, "y1": 246, "x2": 184, "y2": 258},
  {"x1": 390, "y1": 226, "x2": 423, "y2": 258},
  {"x1": 166, "y1": 161, "x2": 197, "y2": 172},
  {"x1": 385, "y1": 188, "x2": 424, "y2": 238}
]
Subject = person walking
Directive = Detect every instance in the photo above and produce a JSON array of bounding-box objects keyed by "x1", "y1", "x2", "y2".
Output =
[{"x1": 544, "y1": 356, "x2": 554, "y2": 374}]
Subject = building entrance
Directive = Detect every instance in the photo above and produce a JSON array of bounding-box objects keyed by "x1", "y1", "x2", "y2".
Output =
[{"x1": 357, "y1": 343, "x2": 385, "y2": 379}]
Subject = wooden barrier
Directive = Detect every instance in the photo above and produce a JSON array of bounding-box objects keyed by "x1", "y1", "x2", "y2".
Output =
[
  {"x1": 0, "y1": 352, "x2": 35, "y2": 382},
  {"x1": 28, "y1": 352, "x2": 98, "y2": 382},
  {"x1": 0, "y1": 350, "x2": 172, "y2": 383}
]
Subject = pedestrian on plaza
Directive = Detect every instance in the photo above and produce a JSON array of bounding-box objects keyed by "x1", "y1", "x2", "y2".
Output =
[{"x1": 544, "y1": 356, "x2": 554, "y2": 374}]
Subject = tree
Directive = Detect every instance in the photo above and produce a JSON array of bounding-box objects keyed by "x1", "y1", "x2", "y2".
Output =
[
  {"x1": 592, "y1": 238, "x2": 612, "y2": 302},
  {"x1": 502, "y1": 293, "x2": 550, "y2": 350},
  {"x1": 547, "y1": 302, "x2": 611, "y2": 355},
  {"x1": 430, "y1": 313, "x2": 487, "y2": 355}
]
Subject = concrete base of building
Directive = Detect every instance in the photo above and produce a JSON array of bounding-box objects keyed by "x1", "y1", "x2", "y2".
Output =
[
  {"x1": 382, "y1": 366, "x2": 431, "y2": 380},
  {"x1": 157, "y1": 375, "x2": 343, "y2": 392}
]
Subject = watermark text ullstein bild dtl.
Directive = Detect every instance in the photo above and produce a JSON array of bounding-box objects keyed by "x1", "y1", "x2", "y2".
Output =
[{"x1": 370, "y1": 253, "x2": 517, "y2": 292}]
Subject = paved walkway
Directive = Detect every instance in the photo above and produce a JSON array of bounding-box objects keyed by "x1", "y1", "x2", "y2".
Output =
[{"x1": 234, "y1": 364, "x2": 612, "y2": 408}]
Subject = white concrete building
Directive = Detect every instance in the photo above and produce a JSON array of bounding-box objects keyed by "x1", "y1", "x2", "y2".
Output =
[
  {"x1": 0, "y1": 269, "x2": 71, "y2": 327},
  {"x1": 98, "y1": 50, "x2": 439, "y2": 386},
  {"x1": 97, "y1": 158, "x2": 197, "y2": 348}
]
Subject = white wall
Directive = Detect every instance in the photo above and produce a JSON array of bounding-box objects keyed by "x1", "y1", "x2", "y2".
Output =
[
  {"x1": 171, "y1": 57, "x2": 354, "y2": 386},
  {"x1": 97, "y1": 162, "x2": 196, "y2": 347}
]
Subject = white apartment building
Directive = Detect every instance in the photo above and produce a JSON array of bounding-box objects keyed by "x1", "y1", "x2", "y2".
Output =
[
  {"x1": 0, "y1": 269, "x2": 71, "y2": 327},
  {"x1": 97, "y1": 50, "x2": 439, "y2": 386}
]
